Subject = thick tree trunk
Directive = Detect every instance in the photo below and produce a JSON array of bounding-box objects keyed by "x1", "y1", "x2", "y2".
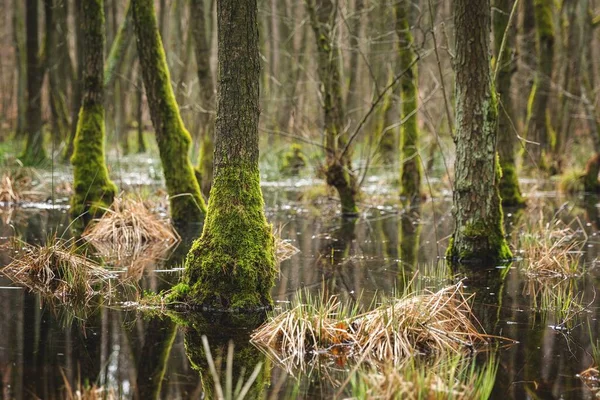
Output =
[
  {"x1": 395, "y1": 1, "x2": 422, "y2": 206},
  {"x1": 190, "y1": 0, "x2": 215, "y2": 198},
  {"x1": 447, "y1": 0, "x2": 512, "y2": 264},
  {"x1": 20, "y1": 0, "x2": 47, "y2": 165},
  {"x1": 132, "y1": 0, "x2": 207, "y2": 227},
  {"x1": 494, "y1": 0, "x2": 525, "y2": 206},
  {"x1": 524, "y1": 0, "x2": 554, "y2": 170},
  {"x1": 306, "y1": 0, "x2": 359, "y2": 216},
  {"x1": 181, "y1": 0, "x2": 276, "y2": 311},
  {"x1": 70, "y1": 0, "x2": 117, "y2": 226}
]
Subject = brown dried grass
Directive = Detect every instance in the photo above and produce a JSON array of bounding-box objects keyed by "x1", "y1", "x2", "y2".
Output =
[
  {"x1": 251, "y1": 283, "x2": 488, "y2": 371},
  {"x1": 0, "y1": 168, "x2": 46, "y2": 203},
  {"x1": 1, "y1": 238, "x2": 114, "y2": 303},
  {"x1": 82, "y1": 197, "x2": 180, "y2": 278}
]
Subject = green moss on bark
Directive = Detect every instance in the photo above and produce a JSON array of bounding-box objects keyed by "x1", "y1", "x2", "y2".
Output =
[
  {"x1": 132, "y1": 0, "x2": 206, "y2": 226},
  {"x1": 181, "y1": 165, "x2": 276, "y2": 310},
  {"x1": 499, "y1": 163, "x2": 526, "y2": 206},
  {"x1": 70, "y1": 0, "x2": 116, "y2": 227},
  {"x1": 70, "y1": 105, "x2": 117, "y2": 223}
]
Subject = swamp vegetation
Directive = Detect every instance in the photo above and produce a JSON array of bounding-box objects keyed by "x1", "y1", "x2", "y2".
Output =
[{"x1": 2, "y1": 0, "x2": 600, "y2": 399}]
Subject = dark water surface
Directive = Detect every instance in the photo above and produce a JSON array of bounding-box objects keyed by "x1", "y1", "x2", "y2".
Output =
[{"x1": 1, "y1": 178, "x2": 600, "y2": 399}]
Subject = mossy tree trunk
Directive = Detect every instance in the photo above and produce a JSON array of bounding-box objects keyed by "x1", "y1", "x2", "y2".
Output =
[
  {"x1": 70, "y1": 0, "x2": 117, "y2": 225},
  {"x1": 447, "y1": 0, "x2": 512, "y2": 264},
  {"x1": 493, "y1": 0, "x2": 525, "y2": 206},
  {"x1": 135, "y1": 64, "x2": 147, "y2": 153},
  {"x1": 132, "y1": 0, "x2": 207, "y2": 227},
  {"x1": 395, "y1": 1, "x2": 422, "y2": 206},
  {"x1": 306, "y1": 0, "x2": 359, "y2": 216},
  {"x1": 104, "y1": 0, "x2": 133, "y2": 90},
  {"x1": 64, "y1": 1, "x2": 84, "y2": 163},
  {"x1": 181, "y1": 0, "x2": 276, "y2": 311},
  {"x1": 20, "y1": 0, "x2": 47, "y2": 166},
  {"x1": 190, "y1": 0, "x2": 215, "y2": 198},
  {"x1": 524, "y1": 0, "x2": 554, "y2": 171}
]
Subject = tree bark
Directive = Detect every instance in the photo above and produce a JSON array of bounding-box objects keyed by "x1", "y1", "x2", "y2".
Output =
[
  {"x1": 493, "y1": 0, "x2": 525, "y2": 206},
  {"x1": 190, "y1": 0, "x2": 215, "y2": 198},
  {"x1": 132, "y1": 0, "x2": 207, "y2": 227},
  {"x1": 181, "y1": 0, "x2": 276, "y2": 311},
  {"x1": 20, "y1": 0, "x2": 47, "y2": 165},
  {"x1": 13, "y1": 0, "x2": 27, "y2": 138},
  {"x1": 70, "y1": 0, "x2": 117, "y2": 227},
  {"x1": 395, "y1": 0, "x2": 422, "y2": 206},
  {"x1": 306, "y1": 0, "x2": 359, "y2": 215},
  {"x1": 447, "y1": 0, "x2": 512, "y2": 264},
  {"x1": 524, "y1": 0, "x2": 555, "y2": 170}
]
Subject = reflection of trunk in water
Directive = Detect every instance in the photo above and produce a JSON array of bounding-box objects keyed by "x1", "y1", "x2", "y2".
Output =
[
  {"x1": 182, "y1": 313, "x2": 269, "y2": 399},
  {"x1": 133, "y1": 315, "x2": 177, "y2": 400}
]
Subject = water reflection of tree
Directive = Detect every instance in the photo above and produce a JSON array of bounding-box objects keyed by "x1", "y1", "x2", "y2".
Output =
[{"x1": 181, "y1": 313, "x2": 269, "y2": 399}]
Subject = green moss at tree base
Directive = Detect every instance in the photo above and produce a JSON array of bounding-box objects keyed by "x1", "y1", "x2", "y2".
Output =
[
  {"x1": 182, "y1": 164, "x2": 276, "y2": 311},
  {"x1": 19, "y1": 132, "x2": 48, "y2": 167},
  {"x1": 325, "y1": 160, "x2": 359, "y2": 216},
  {"x1": 70, "y1": 104, "x2": 117, "y2": 226},
  {"x1": 446, "y1": 220, "x2": 513, "y2": 264},
  {"x1": 499, "y1": 163, "x2": 526, "y2": 207}
]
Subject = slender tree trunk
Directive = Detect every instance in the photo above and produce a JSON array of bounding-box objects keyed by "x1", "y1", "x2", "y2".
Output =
[
  {"x1": 395, "y1": 1, "x2": 422, "y2": 206},
  {"x1": 70, "y1": 0, "x2": 117, "y2": 226},
  {"x1": 135, "y1": 63, "x2": 147, "y2": 153},
  {"x1": 44, "y1": 0, "x2": 70, "y2": 143},
  {"x1": 104, "y1": 0, "x2": 133, "y2": 89},
  {"x1": 182, "y1": 0, "x2": 276, "y2": 311},
  {"x1": 524, "y1": 0, "x2": 555, "y2": 171},
  {"x1": 306, "y1": 0, "x2": 359, "y2": 216},
  {"x1": 346, "y1": 0, "x2": 364, "y2": 116},
  {"x1": 518, "y1": 0, "x2": 536, "y2": 126},
  {"x1": 190, "y1": 0, "x2": 215, "y2": 198},
  {"x1": 63, "y1": 0, "x2": 84, "y2": 163},
  {"x1": 494, "y1": 0, "x2": 525, "y2": 206},
  {"x1": 447, "y1": 0, "x2": 512, "y2": 264},
  {"x1": 20, "y1": 0, "x2": 47, "y2": 165},
  {"x1": 132, "y1": 0, "x2": 207, "y2": 227},
  {"x1": 13, "y1": 0, "x2": 27, "y2": 138}
]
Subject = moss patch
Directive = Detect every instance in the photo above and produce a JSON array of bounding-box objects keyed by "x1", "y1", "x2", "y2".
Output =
[
  {"x1": 280, "y1": 144, "x2": 307, "y2": 176},
  {"x1": 70, "y1": 104, "x2": 117, "y2": 227},
  {"x1": 499, "y1": 163, "x2": 526, "y2": 207},
  {"x1": 181, "y1": 164, "x2": 276, "y2": 311}
]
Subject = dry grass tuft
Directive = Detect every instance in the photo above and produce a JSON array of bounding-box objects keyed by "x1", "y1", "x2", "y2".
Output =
[
  {"x1": 517, "y1": 209, "x2": 585, "y2": 279},
  {"x1": 0, "y1": 168, "x2": 46, "y2": 203},
  {"x1": 82, "y1": 196, "x2": 180, "y2": 278},
  {"x1": 274, "y1": 224, "x2": 300, "y2": 264},
  {"x1": 353, "y1": 284, "x2": 486, "y2": 362},
  {"x1": 1, "y1": 238, "x2": 114, "y2": 303},
  {"x1": 251, "y1": 283, "x2": 488, "y2": 371}
]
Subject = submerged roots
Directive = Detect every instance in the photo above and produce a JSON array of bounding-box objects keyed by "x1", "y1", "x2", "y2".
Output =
[
  {"x1": 2, "y1": 238, "x2": 114, "y2": 303},
  {"x1": 251, "y1": 283, "x2": 488, "y2": 371}
]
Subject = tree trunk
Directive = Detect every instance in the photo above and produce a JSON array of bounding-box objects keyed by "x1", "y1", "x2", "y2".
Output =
[
  {"x1": 13, "y1": 0, "x2": 27, "y2": 138},
  {"x1": 20, "y1": 0, "x2": 47, "y2": 165},
  {"x1": 524, "y1": 0, "x2": 554, "y2": 170},
  {"x1": 190, "y1": 0, "x2": 215, "y2": 198},
  {"x1": 494, "y1": 0, "x2": 525, "y2": 206},
  {"x1": 44, "y1": 0, "x2": 70, "y2": 143},
  {"x1": 395, "y1": 1, "x2": 422, "y2": 206},
  {"x1": 135, "y1": 63, "x2": 147, "y2": 153},
  {"x1": 306, "y1": 0, "x2": 359, "y2": 216},
  {"x1": 104, "y1": 0, "x2": 133, "y2": 89},
  {"x1": 181, "y1": 0, "x2": 276, "y2": 311},
  {"x1": 447, "y1": 0, "x2": 512, "y2": 264},
  {"x1": 63, "y1": 0, "x2": 84, "y2": 163},
  {"x1": 70, "y1": 0, "x2": 117, "y2": 227},
  {"x1": 132, "y1": 0, "x2": 207, "y2": 227}
]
